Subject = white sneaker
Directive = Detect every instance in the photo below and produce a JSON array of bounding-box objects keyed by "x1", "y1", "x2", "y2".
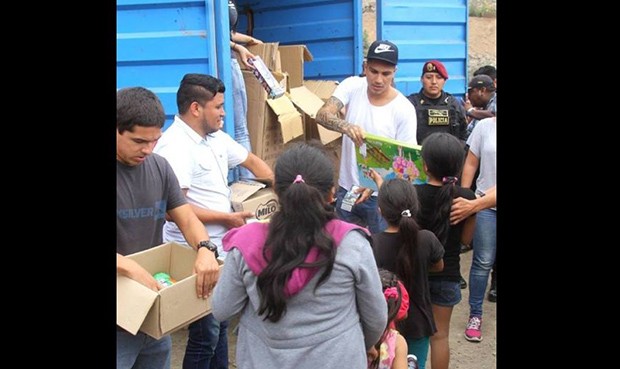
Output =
[{"x1": 407, "y1": 354, "x2": 418, "y2": 369}]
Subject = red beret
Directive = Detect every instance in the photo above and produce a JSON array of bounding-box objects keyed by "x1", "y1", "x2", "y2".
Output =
[{"x1": 422, "y1": 60, "x2": 449, "y2": 80}]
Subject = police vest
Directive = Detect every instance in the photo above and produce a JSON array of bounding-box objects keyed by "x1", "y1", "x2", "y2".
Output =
[{"x1": 408, "y1": 91, "x2": 467, "y2": 143}]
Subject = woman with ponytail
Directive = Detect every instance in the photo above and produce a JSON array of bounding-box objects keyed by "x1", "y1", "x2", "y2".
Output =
[
  {"x1": 416, "y1": 132, "x2": 476, "y2": 369},
  {"x1": 212, "y1": 142, "x2": 387, "y2": 369}
]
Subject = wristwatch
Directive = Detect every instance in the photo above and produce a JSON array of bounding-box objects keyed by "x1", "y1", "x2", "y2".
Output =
[{"x1": 197, "y1": 240, "x2": 219, "y2": 258}]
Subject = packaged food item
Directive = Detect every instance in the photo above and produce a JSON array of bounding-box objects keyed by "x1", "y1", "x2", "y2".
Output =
[
  {"x1": 153, "y1": 272, "x2": 175, "y2": 288},
  {"x1": 248, "y1": 56, "x2": 285, "y2": 99}
]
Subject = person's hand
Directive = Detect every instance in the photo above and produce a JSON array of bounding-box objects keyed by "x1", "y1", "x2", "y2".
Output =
[
  {"x1": 345, "y1": 124, "x2": 365, "y2": 146},
  {"x1": 235, "y1": 44, "x2": 257, "y2": 70},
  {"x1": 355, "y1": 187, "x2": 374, "y2": 205},
  {"x1": 225, "y1": 211, "x2": 254, "y2": 229},
  {"x1": 367, "y1": 346, "x2": 379, "y2": 363},
  {"x1": 450, "y1": 196, "x2": 476, "y2": 225},
  {"x1": 194, "y1": 247, "x2": 220, "y2": 299},
  {"x1": 367, "y1": 168, "x2": 384, "y2": 189},
  {"x1": 121, "y1": 257, "x2": 162, "y2": 292}
]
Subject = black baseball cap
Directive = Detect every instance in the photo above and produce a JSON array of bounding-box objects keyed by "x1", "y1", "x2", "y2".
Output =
[
  {"x1": 366, "y1": 40, "x2": 398, "y2": 65},
  {"x1": 468, "y1": 75, "x2": 495, "y2": 91}
]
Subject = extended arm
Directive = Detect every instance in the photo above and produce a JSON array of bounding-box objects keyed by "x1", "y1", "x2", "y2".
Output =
[
  {"x1": 451, "y1": 186, "x2": 496, "y2": 225},
  {"x1": 117, "y1": 253, "x2": 161, "y2": 291},
  {"x1": 231, "y1": 33, "x2": 263, "y2": 69},
  {"x1": 316, "y1": 96, "x2": 365, "y2": 146},
  {"x1": 168, "y1": 203, "x2": 220, "y2": 299}
]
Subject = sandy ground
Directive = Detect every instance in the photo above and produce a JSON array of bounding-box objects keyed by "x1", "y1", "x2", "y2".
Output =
[{"x1": 170, "y1": 249, "x2": 497, "y2": 368}]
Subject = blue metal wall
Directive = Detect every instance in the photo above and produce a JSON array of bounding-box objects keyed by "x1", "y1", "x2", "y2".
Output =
[
  {"x1": 235, "y1": 0, "x2": 363, "y2": 82},
  {"x1": 377, "y1": 0, "x2": 468, "y2": 97},
  {"x1": 117, "y1": 0, "x2": 229, "y2": 132}
]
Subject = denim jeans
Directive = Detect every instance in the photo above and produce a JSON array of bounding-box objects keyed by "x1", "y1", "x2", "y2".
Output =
[
  {"x1": 468, "y1": 209, "x2": 497, "y2": 317},
  {"x1": 230, "y1": 58, "x2": 254, "y2": 181},
  {"x1": 335, "y1": 186, "x2": 387, "y2": 234},
  {"x1": 182, "y1": 314, "x2": 229, "y2": 369},
  {"x1": 117, "y1": 330, "x2": 171, "y2": 369}
]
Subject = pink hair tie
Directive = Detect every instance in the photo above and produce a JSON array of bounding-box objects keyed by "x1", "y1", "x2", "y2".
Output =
[
  {"x1": 293, "y1": 174, "x2": 305, "y2": 184},
  {"x1": 384, "y1": 286, "x2": 398, "y2": 300},
  {"x1": 442, "y1": 176, "x2": 458, "y2": 185}
]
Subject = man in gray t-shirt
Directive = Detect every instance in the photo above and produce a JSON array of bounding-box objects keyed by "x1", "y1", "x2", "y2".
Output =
[{"x1": 116, "y1": 87, "x2": 219, "y2": 369}]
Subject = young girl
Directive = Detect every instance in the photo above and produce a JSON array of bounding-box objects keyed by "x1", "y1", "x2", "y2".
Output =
[
  {"x1": 368, "y1": 269, "x2": 410, "y2": 369},
  {"x1": 369, "y1": 174, "x2": 445, "y2": 369},
  {"x1": 416, "y1": 132, "x2": 476, "y2": 369},
  {"x1": 211, "y1": 142, "x2": 387, "y2": 369}
]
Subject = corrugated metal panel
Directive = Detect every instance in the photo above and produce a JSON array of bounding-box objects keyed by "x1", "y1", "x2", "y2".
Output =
[
  {"x1": 377, "y1": 0, "x2": 468, "y2": 97},
  {"x1": 117, "y1": 0, "x2": 225, "y2": 131},
  {"x1": 236, "y1": 0, "x2": 362, "y2": 81}
]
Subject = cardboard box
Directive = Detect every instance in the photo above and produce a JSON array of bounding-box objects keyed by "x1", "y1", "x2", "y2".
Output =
[
  {"x1": 279, "y1": 45, "x2": 313, "y2": 88},
  {"x1": 289, "y1": 85, "x2": 342, "y2": 145},
  {"x1": 117, "y1": 242, "x2": 222, "y2": 339},
  {"x1": 244, "y1": 42, "x2": 280, "y2": 71},
  {"x1": 243, "y1": 70, "x2": 304, "y2": 168},
  {"x1": 230, "y1": 180, "x2": 280, "y2": 221}
]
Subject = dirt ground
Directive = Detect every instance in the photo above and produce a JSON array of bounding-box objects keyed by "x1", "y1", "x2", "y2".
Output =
[{"x1": 170, "y1": 9, "x2": 497, "y2": 369}]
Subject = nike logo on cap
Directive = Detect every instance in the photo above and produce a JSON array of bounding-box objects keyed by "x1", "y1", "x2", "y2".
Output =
[{"x1": 374, "y1": 44, "x2": 395, "y2": 53}]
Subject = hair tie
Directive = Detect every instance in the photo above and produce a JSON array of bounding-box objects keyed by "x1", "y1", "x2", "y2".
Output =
[
  {"x1": 442, "y1": 176, "x2": 458, "y2": 185},
  {"x1": 401, "y1": 209, "x2": 411, "y2": 218},
  {"x1": 293, "y1": 174, "x2": 305, "y2": 184}
]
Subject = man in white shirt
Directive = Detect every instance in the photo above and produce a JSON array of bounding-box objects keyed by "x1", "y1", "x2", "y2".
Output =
[
  {"x1": 154, "y1": 73, "x2": 273, "y2": 369},
  {"x1": 315, "y1": 40, "x2": 418, "y2": 233}
]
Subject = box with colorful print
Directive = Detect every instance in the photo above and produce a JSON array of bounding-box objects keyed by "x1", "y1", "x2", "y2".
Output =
[{"x1": 356, "y1": 133, "x2": 427, "y2": 192}]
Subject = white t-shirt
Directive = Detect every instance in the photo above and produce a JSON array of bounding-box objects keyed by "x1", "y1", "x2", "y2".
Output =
[
  {"x1": 154, "y1": 115, "x2": 248, "y2": 256},
  {"x1": 466, "y1": 117, "x2": 496, "y2": 208},
  {"x1": 332, "y1": 76, "x2": 418, "y2": 191}
]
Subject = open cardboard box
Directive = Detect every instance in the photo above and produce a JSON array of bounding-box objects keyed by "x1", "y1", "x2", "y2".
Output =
[
  {"x1": 230, "y1": 180, "x2": 279, "y2": 221},
  {"x1": 117, "y1": 242, "x2": 223, "y2": 339}
]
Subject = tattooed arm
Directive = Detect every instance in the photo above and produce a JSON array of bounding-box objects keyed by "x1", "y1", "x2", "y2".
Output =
[{"x1": 316, "y1": 96, "x2": 365, "y2": 146}]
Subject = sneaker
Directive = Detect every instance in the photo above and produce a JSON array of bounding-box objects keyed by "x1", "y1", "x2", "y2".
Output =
[
  {"x1": 464, "y1": 316, "x2": 483, "y2": 342},
  {"x1": 407, "y1": 354, "x2": 418, "y2": 369},
  {"x1": 459, "y1": 276, "x2": 467, "y2": 289}
]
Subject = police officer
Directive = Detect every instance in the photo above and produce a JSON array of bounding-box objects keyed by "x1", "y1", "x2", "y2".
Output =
[{"x1": 407, "y1": 60, "x2": 469, "y2": 144}]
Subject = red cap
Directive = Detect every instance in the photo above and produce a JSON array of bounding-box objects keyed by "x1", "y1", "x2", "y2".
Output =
[{"x1": 422, "y1": 60, "x2": 449, "y2": 80}]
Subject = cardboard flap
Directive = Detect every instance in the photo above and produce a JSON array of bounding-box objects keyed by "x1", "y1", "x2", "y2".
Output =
[
  {"x1": 230, "y1": 180, "x2": 268, "y2": 203},
  {"x1": 289, "y1": 86, "x2": 325, "y2": 118},
  {"x1": 289, "y1": 86, "x2": 342, "y2": 145},
  {"x1": 279, "y1": 45, "x2": 314, "y2": 89},
  {"x1": 303, "y1": 80, "x2": 339, "y2": 102},
  {"x1": 117, "y1": 276, "x2": 158, "y2": 335},
  {"x1": 266, "y1": 95, "x2": 303, "y2": 142}
]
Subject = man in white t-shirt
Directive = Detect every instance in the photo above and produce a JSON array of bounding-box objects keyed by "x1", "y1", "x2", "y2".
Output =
[
  {"x1": 154, "y1": 73, "x2": 274, "y2": 369},
  {"x1": 315, "y1": 40, "x2": 418, "y2": 233}
]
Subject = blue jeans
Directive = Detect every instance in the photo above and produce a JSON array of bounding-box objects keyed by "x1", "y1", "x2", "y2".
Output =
[
  {"x1": 117, "y1": 330, "x2": 171, "y2": 369},
  {"x1": 182, "y1": 314, "x2": 229, "y2": 369},
  {"x1": 468, "y1": 209, "x2": 497, "y2": 317},
  {"x1": 335, "y1": 186, "x2": 387, "y2": 234},
  {"x1": 230, "y1": 58, "x2": 254, "y2": 181},
  {"x1": 429, "y1": 280, "x2": 462, "y2": 307}
]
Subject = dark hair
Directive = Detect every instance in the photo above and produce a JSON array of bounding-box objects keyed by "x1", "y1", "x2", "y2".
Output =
[
  {"x1": 176, "y1": 73, "x2": 225, "y2": 114},
  {"x1": 116, "y1": 87, "x2": 165, "y2": 134},
  {"x1": 420, "y1": 132, "x2": 465, "y2": 245},
  {"x1": 377, "y1": 178, "x2": 420, "y2": 290},
  {"x1": 369, "y1": 268, "x2": 405, "y2": 369},
  {"x1": 257, "y1": 142, "x2": 337, "y2": 322},
  {"x1": 473, "y1": 65, "x2": 496, "y2": 81}
]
